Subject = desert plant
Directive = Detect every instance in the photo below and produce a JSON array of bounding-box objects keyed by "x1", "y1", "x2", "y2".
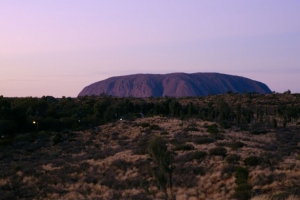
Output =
[
  {"x1": 183, "y1": 127, "x2": 199, "y2": 132},
  {"x1": 194, "y1": 137, "x2": 215, "y2": 144},
  {"x1": 207, "y1": 124, "x2": 219, "y2": 135},
  {"x1": 140, "y1": 122, "x2": 150, "y2": 127},
  {"x1": 160, "y1": 131, "x2": 169, "y2": 135},
  {"x1": 191, "y1": 151, "x2": 207, "y2": 161},
  {"x1": 221, "y1": 164, "x2": 236, "y2": 179},
  {"x1": 229, "y1": 141, "x2": 244, "y2": 150},
  {"x1": 147, "y1": 136, "x2": 175, "y2": 199},
  {"x1": 233, "y1": 183, "x2": 253, "y2": 200},
  {"x1": 149, "y1": 124, "x2": 161, "y2": 130},
  {"x1": 111, "y1": 131, "x2": 119, "y2": 140},
  {"x1": 235, "y1": 167, "x2": 249, "y2": 185},
  {"x1": 226, "y1": 154, "x2": 241, "y2": 164},
  {"x1": 53, "y1": 133, "x2": 62, "y2": 145},
  {"x1": 209, "y1": 146, "x2": 227, "y2": 157},
  {"x1": 244, "y1": 156, "x2": 262, "y2": 166},
  {"x1": 173, "y1": 144, "x2": 194, "y2": 151}
]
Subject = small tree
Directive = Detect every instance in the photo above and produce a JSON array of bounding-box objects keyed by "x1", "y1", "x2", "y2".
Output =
[{"x1": 148, "y1": 136, "x2": 174, "y2": 200}]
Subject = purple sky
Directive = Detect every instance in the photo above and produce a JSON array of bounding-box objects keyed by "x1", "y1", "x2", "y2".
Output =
[{"x1": 1, "y1": 1, "x2": 300, "y2": 97}]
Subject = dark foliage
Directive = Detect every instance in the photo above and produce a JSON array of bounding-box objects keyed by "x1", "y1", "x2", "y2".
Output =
[
  {"x1": 226, "y1": 154, "x2": 241, "y2": 164},
  {"x1": 209, "y1": 146, "x2": 227, "y2": 157},
  {"x1": 173, "y1": 144, "x2": 195, "y2": 151},
  {"x1": 244, "y1": 156, "x2": 262, "y2": 166}
]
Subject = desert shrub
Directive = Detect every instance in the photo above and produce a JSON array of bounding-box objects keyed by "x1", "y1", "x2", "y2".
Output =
[
  {"x1": 0, "y1": 120, "x2": 17, "y2": 136},
  {"x1": 133, "y1": 138, "x2": 148, "y2": 155},
  {"x1": 184, "y1": 127, "x2": 199, "y2": 132},
  {"x1": 111, "y1": 159, "x2": 131, "y2": 171},
  {"x1": 209, "y1": 146, "x2": 227, "y2": 157},
  {"x1": 103, "y1": 175, "x2": 144, "y2": 190},
  {"x1": 142, "y1": 128, "x2": 152, "y2": 134},
  {"x1": 178, "y1": 151, "x2": 207, "y2": 163},
  {"x1": 14, "y1": 132, "x2": 36, "y2": 143},
  {"x1": 93, "y1": 148, "x2": 117, "y2": 159},
  {"x1": 216, "y1": 142, "x2": 227, "y2": 146},
  {"x1": 84, "y1": 174, "x2": 98, "y2": 184},
  {"x1": 194, "y1": 137, "x2": 215, "y2": 144},
  {"x1": 239, "y1": 123, "x2": 250, "y2": 131},
  {"x1": 250, "y1": 128, "x2": 268, "y2": 135},
  {"x1": 226, "y1": 154, "x2": 241, "y2": 164},
  {"x1": 221, "y1": 164, "x2": 236, "y2": 179},
  {"x1": 149, "y1": 124, "x2": 161, "y2": 130},
  {"x1": 147, "y1": 136, "x2": 174, "y2": 196},
  {"x1": 118, "y1": 139, "x2": 129, "y2": 147},
  {"x1": 270, "y1": 193, "x2": 290, "y2": 200},
  {"x1": 51, "y1": 159, "x2": 66, "y2": 167},
  {"x1": 140, "y1": 122, "x2": 150, "y2": 127},
  {"x1": 108, "y1": 191, "x2": 122, "y2": 200},
  {"x1": 229, "y1": 141, "x2": 244, "y2": 150},
  {"x1": 111, "y1": 131, "x2": 119, "y2": 140},
  {"x1": 207, "y1": 124, "x2": 219, "y2": 135},
  {"x1": 191, "y1": 151, "x2": 207, "y2": 161},
  {"x1": 173, "y1": 131, "x2": 190, "y2": 143},
  {"x1": 233, "y1": 183, "x2": 253, "y2": 200},
  {"x1": 173, "y1": 144, "x2": 194, "y2": 151},
  {"x1": 244, "y1": 156, "x2": 262, "y2": 166},
  {"x1": 12, "y1": 185, "x2": 39, "y2": 198},
  {"x1": 53, "y1": 133, "x2": 62, "y2": 145},
  {"x1": 78, "y1": 184, "x2": 92, "y2": 196},
  {"x1": 234, "y1": 167, "x2": 249, "y2": 185},
  {"x1": 213, "y1": 134, "x2": 225, "y2": 140},
  {"x1": 101, "y1": 174, "x2": 118, "y2": 188},
  {"x1": 125, "y1": 192, "x2": 151, "y2": 200},
  {"x1": 192, "y1": 166, "x2": 205, "y2": 175},
  {"x1": 220, "y1": 121, "x2": 231, "y2": 129},
  {"x1": 173, "y1": 164, "x2": 203, "y2": 188},
  {"x1": 254, "y1": 174, "x2": 274, "y2": 186},
  {"x1": 79, "y1": 162, "x2": 90, "y2": 171},
  {"x1": 160, "y1": 131, "x2": 169, "y2": 135},
  {"x1": 41, "y1": 185, "x2": 67, "y2": 196},
  {"x1": 261, "y1": 152, "x2": 283, "y2": 167}
]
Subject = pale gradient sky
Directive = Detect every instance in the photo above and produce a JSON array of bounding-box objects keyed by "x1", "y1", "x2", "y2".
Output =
[{"x1": 1, "y1": 1, "x2": 300, "y2": 97}]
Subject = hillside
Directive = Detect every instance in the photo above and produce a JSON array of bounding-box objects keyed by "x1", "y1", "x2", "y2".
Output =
[
  {"x1": 78, "y1": 73, "x2": 272, "y2": 97},
  {"x1": 1, "y1": 117, "x2": 300, "y2": 199}
]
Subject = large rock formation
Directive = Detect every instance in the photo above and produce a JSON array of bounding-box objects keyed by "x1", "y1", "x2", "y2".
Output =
[{"x1": 78, "y1": 73, "x2": 272, "y2": 97}]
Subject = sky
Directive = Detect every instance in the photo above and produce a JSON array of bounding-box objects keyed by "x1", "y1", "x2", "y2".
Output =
[{"x1": 1, "y1": 1, "x2": 300, "y2": 97}]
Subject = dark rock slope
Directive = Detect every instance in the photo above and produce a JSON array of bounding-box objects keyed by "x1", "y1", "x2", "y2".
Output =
[{"x1": 78, "y1": 73, "x2": 272, "y2": 97}]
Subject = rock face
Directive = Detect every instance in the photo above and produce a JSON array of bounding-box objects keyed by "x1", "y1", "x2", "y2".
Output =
[{"x1": 78, "y1": 73, "x2": 272, "y2": 97}]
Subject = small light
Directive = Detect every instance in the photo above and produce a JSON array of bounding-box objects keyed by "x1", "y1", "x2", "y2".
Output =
[{"x1": 33, "y1": 121, "x2": 36, "y2": 124}]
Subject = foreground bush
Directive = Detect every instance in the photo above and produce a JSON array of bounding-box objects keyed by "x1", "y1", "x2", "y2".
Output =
[{"x1": 209, "y1": 146, "x2": 227, "y2": 157}]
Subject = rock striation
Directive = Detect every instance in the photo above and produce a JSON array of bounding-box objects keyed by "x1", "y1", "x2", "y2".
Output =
[{"x1": 78, "y1": 73, "x2": 272, "y2": 97}]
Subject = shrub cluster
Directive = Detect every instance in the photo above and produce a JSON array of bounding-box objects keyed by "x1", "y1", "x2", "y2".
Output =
[{"x1": 209, "y1": 146, "x2": 227, "y2": 157}]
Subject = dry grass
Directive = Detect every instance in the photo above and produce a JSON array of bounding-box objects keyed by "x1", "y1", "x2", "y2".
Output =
[
  {"x1": 1, "y1": 116, "x2": 300, "y2": 199},
  {"x1": 252, "y1": 195, "x2": 300, "y2": 200}
]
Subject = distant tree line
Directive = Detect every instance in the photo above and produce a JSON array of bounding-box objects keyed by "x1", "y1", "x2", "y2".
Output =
[{"x1": 1, "y1": 93, "x2": 300, "y2": 141}]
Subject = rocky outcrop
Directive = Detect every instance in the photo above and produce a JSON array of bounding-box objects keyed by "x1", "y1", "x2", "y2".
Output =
[{"x1": 78, "y1": 73, "x2": 272, "y2": 97}]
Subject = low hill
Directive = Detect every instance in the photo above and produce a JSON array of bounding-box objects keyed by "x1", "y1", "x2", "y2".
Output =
[{"x1": 78, "y1": 73, "x2": 272, "y2": 97}]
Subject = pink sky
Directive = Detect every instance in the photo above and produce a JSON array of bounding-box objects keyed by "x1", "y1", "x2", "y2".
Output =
[{"x1": 1, "y1": 1, "x2": 300, "y2": 97}]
